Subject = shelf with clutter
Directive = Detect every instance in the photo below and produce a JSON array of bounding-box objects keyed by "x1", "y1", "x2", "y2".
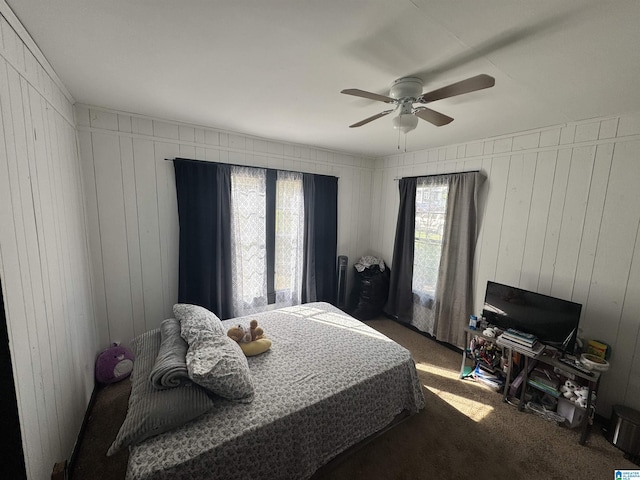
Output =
[
  {"x1": 460, "y1": 318, "x2": 610, "y2": 445},
  {"x1": 461, "y1": 280, "x2": 614, "y2": 444},
  {"x1": 459, "y1": 322, "x2": 508, "y2": 391},
  {"x1": 528, "y1": 340, "x2": 609, "y2": 432},
  {"x1": 519, "y1": 360, "x2": 596, "y2": 428}
]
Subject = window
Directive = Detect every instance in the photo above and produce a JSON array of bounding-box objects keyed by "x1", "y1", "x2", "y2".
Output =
[
  {"x1": 231, "y1": 167, "x2": 267, "y2": 312},
  {"x1": 377, "y1": 170, "x2": 479, "y2": 343},
  {"x1": 173, "y1": 158, "x2": 338, "y2": 320},
  {"x1": 413, "y1": 178, "x2": 448, "y2": 298},
  {"x1": 230, "y1": 167, "x2": 304, "y2": 316},
  {"x1": 274, "y1": 171, "x2": 304, "y2": 302}
]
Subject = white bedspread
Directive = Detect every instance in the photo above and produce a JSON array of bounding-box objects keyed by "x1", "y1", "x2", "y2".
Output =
[{"x1": 126, "y1": 302, "x2": 425, "y2": 480}]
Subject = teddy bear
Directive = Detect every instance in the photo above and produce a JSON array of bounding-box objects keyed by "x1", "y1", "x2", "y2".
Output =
[
  {"x1": 227, "y1": 319, "x2": 264, "y2": 343},
  {"x1": 227, "y1": 319, "x2": 271, "y2": 356}
]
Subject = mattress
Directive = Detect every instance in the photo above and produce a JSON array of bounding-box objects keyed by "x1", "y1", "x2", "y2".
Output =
[{"x1": 125, "y1": 302, "x2": 425, "y2": 480}]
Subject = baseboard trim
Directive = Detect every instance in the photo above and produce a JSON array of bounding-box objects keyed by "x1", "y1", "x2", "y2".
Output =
[
  {"x1": 385, "y1": 314, "x2": 463, "y2": 354},
  {"x1": 67, "y1": 381, "x2": 99, "y2": 478}
]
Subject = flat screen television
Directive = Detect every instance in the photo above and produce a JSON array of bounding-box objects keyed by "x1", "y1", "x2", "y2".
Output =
[{"x1": 482, "y1": 281, "x2": 582, "y2": 353}]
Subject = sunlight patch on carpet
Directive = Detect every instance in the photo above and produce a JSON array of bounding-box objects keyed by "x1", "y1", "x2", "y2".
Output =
[
  {"x1": 424, "y1": 386, "x2": 494, "y2": 422},
  {"x1": 415, "y1": 362, "x2": 459, "y2": 379},
  {"x1": 415, "y1": 363, "x2": 494, "y2": 421}
]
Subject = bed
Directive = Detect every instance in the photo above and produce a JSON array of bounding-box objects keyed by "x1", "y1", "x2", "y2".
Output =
[{"x1": 117, "y1": 302, "x2": 425, "y2": 480}]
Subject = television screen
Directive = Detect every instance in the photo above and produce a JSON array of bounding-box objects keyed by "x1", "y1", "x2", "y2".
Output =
[{"x1": 482, "y1": 281, "x2": 582, "y2": 353}]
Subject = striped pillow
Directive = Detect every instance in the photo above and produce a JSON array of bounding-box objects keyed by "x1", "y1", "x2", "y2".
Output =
[{"x1": 107, "y1": 328, "x2": 215, "y2": 455}]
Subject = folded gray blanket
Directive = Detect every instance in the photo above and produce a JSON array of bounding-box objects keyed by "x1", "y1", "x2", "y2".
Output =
[{"x1": 149, "y1": 318, "x2": 190, "y2": 389}]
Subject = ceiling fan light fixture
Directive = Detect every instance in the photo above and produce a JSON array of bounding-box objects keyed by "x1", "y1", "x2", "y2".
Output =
[
  {"x1": 392, "y1": 113, "x2": 418, "y2": 134},
  {"x1": 341, "y1": 73, "x2": 495, "y2": 133}
]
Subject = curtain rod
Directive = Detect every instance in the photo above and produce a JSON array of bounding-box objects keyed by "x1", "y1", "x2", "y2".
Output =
[
  {"x1": 393, "y1": 170, "x2": 480, "y2": 181},
  {"x1": 168, "y1": 157, "x2": 339, "y2": 180}
]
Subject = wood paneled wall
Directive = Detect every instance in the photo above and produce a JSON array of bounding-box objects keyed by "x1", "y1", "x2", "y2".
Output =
[
  {"x1": 370, "y1": 114, "x2": 640, "y2": 416},
  {"x1": 0, "y1": 9, "x2": 97, "y2": 480},
  {"x1": 76, "y1": 105, "x2": 374, "y2": 350}
]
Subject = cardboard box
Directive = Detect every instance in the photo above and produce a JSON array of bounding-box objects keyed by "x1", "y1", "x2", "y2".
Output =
[
  {"x1": 586, "y1": 339, "x2": 608, "y2": 359},
  {"x1": 557, "y1": 397, "x2": 586, "y2": 428}
]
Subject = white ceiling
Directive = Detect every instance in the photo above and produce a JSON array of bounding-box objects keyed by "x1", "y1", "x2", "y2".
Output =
[{"x1": 7, "y1": 0, "x2": 640, "y2": 157}]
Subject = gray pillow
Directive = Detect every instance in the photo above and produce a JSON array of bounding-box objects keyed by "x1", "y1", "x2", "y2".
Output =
[
  {"x1": 173, "y1": 303, "x2": 226, "y2": 342},
  {"x1": 185, "y1": 330, "x2": 255, "y2": 402},
  {"x1": 148, "y1": 318, "x2": 190, "y2": 389},
  {"x1": 107, "y1": 329, "x2": 215, "y2": 456}
]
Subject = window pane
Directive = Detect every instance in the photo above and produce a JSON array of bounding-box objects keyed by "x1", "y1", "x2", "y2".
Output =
[
  {"x1": 413, "y1": 181, "x2": 448, "y2": 296},
  {"x1": 274, "y1": 171, "x2": 304, "y2": 306},
  {"x1": 230, "y1": 167, "x2": 267, "y2": 314},
  {"x1": 230, "y1": 167, "x2": 305, "y2": 316}
]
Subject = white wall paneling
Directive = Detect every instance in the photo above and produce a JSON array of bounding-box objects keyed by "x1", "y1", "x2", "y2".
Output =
[
  {"x1": 371, "y1": 114, "x2": 640, "y2": 416},
  {"x1": 133, "y1": 138, "x2": 165, "y2": 332},
  {"x1": 77, "y1": 105, "x2": 375, "y2": 348},
  {"x1": 0, "y1": 9, "x2": 96, "y2": 479},
  {"x1": 519, "y1": 150, "x2": 557, "y2": 291},
  {"x1": 493, "y1": 153, "x2": 534, "y2": 288}
]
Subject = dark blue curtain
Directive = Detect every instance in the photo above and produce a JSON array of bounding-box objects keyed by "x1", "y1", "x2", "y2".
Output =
[
  {"x1": 302, "y1": 174, "x2": 338, "y2": 304},
  {"x1": 384, "y1": 177, "x2": 417, "y2": 323},
  {"x1": 173, "y1": 159, "x2": 233, "y2": 319},
  {"x1": 174, "y1": 159, "x2": 338, "y2": 317}
]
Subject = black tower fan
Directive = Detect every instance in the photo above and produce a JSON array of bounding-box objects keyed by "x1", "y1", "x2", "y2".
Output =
[{"x1": 337, "y1": 256, "x2": 348, "y2": 309}]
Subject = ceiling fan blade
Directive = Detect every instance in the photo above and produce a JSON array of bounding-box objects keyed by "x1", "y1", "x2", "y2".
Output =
[
  {"x1": 349, "y1": 109, "x2": 394, "y2": 128},
  {"x1": 418, "y1": 74, "x2": 495, "y2": 103},
  {"x1": 413, "y1": 107, "x2": 454, "y2": 127},
  {"x1": 341, "y1": 89, "x2": 395, "y2": 104}
]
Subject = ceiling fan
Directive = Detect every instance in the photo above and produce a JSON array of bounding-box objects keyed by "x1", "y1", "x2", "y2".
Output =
[{"x1": 341, "y1": 74, "x2": 495, "y2": 133}]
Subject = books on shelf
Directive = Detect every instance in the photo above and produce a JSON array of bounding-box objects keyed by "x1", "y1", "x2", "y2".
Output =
[
  {"x1": 527, "y1": 378, "x2": 560, "y2": 397},
  {"x1": 528, "y1": 368, "x2": 561, "y2": 397},
  {"x1": 529, "y1": 367, "x2": 560, "y2": 389},
  {"x1": 496, "y1": 333, "x2": 545, "y2": 358},
  {"x1": 501, "y1": 328, "x2": 538, "y2": 347}
]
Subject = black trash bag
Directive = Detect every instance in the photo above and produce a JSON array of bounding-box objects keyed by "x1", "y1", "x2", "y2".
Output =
[{"x1": 348, "y1": 264, "x2": 390, "y2": 321}]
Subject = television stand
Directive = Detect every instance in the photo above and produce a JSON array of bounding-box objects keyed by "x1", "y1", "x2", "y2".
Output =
[
  {"x1": 496, "y1": 334, "x2": 545, "y2": 408},
  {"x1": 460, "y1": 327, "x2": 602, "y2": 445}
]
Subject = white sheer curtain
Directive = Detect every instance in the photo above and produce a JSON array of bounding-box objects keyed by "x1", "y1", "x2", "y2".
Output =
[
  {"x1": 412, "y1": 176, "x2": 449, "y2": 335},
  {"x1": 230, "y1": 167, "x2": 268, "y2": 316},
  {"x1": 230, "y1": 167, "x2": 304, "y2": 317},
  {"x1": 273, "y1": 171, "x2": 304, "y2": 308}
]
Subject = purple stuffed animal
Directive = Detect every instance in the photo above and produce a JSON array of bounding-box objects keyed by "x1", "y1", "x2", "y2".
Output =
[{"x1": 95, "y1": 343, "x2": 135, "y2": 384}]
